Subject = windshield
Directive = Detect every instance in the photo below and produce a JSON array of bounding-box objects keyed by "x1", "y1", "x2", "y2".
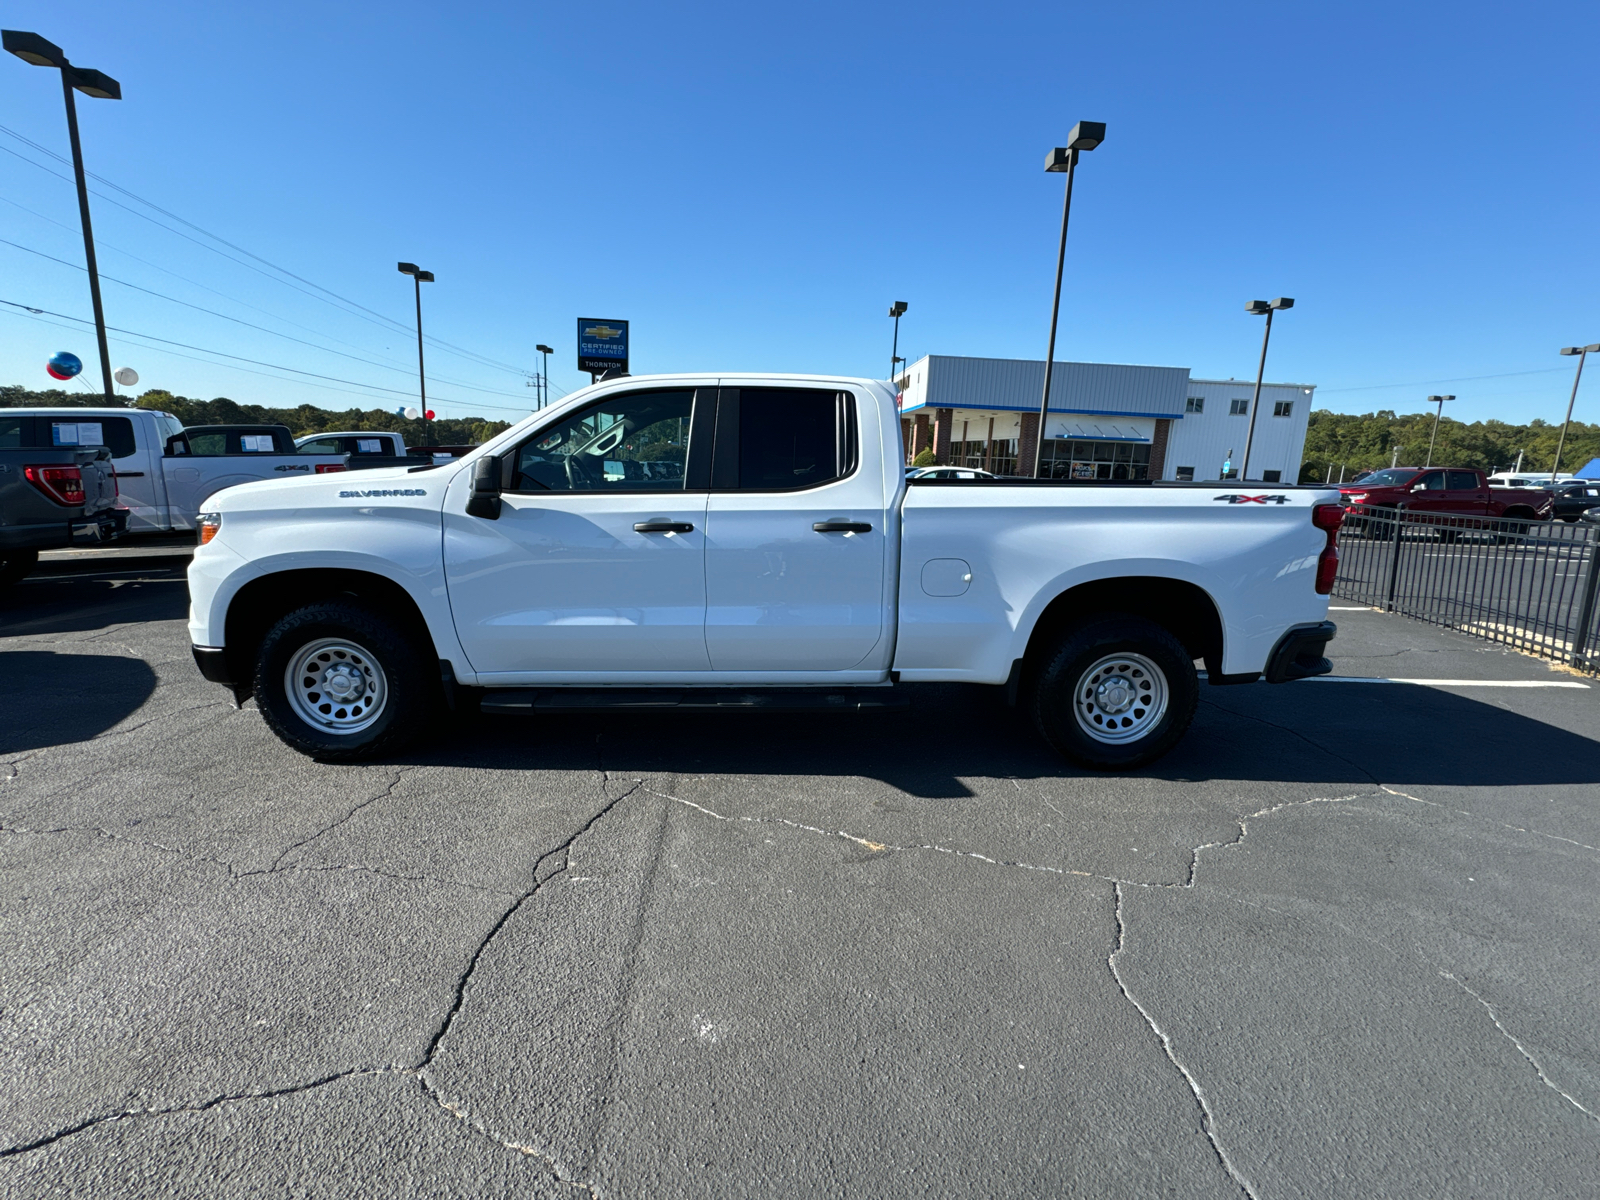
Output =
[{"x1": 1349, "y1": 469, "x2": 1419, "y2": 487}]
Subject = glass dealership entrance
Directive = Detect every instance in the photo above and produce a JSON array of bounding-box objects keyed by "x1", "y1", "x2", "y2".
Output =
[{"x1": 1039, "y1": 438, "x2": 1152, "y2": 480}]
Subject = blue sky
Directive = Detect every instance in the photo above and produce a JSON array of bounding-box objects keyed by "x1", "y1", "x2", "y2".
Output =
[{"x1": 1, "y1": 1, "x2": 1596, "y2": 426}]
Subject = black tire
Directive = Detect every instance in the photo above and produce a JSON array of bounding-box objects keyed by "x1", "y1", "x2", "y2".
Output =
[
  {"x1": 254, "y1": 601, "x2": 432, "y2": 761},
  {"x1": 1031, "y1": 616, "x2": 1199, "y2": 771},
  {"x1": 0, "y1": 548, "x2": 39, "y2": 591}
]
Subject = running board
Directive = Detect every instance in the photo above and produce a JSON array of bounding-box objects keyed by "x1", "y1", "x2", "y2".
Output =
[{"x1": 480, "y1": 687, "x2": 909, "y2": 715}]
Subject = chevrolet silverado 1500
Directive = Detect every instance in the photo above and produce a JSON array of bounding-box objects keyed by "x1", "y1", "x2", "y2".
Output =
[{"x1": 187, "y1": 374, "x2": 1344, "y2": 769}]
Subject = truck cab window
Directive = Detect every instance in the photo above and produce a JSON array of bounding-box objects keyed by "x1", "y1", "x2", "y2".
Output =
[
  {"x1": 717, "y1": 388, "x2": 856, "y2": 491},
  {"x1": 1447, "y1": 471, "x2": 1478, "y2": 490},
  {"x1": 512, "y1": 389, "x2": 694, "y2": 492},
  {"x1": 1411, "y1": 472, "x2": 1446, "y2": 491}
]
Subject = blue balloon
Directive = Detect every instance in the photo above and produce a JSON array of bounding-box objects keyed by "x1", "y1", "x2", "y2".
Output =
[{"x1": 47, "y1": 350, "x2": 83, "y2": 381}]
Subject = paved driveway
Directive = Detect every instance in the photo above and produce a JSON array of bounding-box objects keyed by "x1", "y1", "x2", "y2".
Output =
[{"x1": 1, "y1": 559, "x2": 1596, "y2": 1197}]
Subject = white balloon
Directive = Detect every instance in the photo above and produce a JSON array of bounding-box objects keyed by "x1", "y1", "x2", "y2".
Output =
[
  {"x1": 113, "y1": 367, "x2": 139, "y2": 386},
  {"x1": 404, "y1": 406, "x2": 421, "y2": 420}
]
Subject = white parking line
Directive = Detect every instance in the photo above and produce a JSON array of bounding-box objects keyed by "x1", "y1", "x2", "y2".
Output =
[{"x1": 1306, "y1": 677, "x2": 1590, "y2": 689}]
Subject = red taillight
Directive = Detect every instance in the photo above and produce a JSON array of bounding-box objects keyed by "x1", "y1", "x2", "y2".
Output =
[
  {"x1": 24, "y1": 464, "x2": 85, "y2": 506},
  {"x1": 315, "y1": 463, "x2": 347, "y2": 474},
  {"x1": 1312, "y1": 503, "x2": 1343, "y2": 594}
]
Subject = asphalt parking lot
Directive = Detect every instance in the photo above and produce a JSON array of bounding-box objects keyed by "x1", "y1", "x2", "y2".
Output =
[{"x1": 2, "y1": 550, "x2": 1597, "y2": 1198}]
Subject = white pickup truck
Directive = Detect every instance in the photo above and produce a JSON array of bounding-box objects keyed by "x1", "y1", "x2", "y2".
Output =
[
  {"x1": 187, "y1": 374, "x2": 1343, "y2": 769},
  {"x1": 5, "y1": 408, "x2": 347, "y2": 532}
]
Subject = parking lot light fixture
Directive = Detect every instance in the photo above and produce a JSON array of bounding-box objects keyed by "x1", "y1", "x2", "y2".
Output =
[
  {"x1": 4, "y1": 29, "x2": 122, "y2": 401},
  {"x1": 536, "y1": 344, "x2": 554, "y2": 409},
  {"x1": 1551, "y1": 344, "x2": 1600, "y2": 483},
  {"x1": 1033, "y1": 121, "x2": 1106, "y2": 478},
  {"x1": 1424, "y1": 394, "x2": 1454, "y2": 467},
  {"x1": 888, "y1": 301, "x2": 908, "y2": 385},
  {"x1": 1240, "y1": 297, "x2": 1294, "y2": 481},
  {"x1": 397, "y1": 262, "x2": 434, "y2": 416}
]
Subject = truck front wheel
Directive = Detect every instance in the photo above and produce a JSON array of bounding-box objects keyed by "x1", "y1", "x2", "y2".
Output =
[
  {"x1": 1031, "y1": 617, "x2": 1199, "y2": 771},
  {"x1": 254, "y1": 601, "x2": 430, "y2": 761}
]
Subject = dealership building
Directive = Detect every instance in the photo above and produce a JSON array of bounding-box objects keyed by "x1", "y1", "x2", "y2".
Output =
[{"x1": 897, "y1": 355, "x2": 1315, "y2": 483}]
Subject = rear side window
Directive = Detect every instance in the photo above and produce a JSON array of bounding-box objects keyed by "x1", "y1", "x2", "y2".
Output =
[
  {"x1": 298, "y1": 438, "x2": 341, "y2": 454},
  {"x1": 187, "y1": 432, "x2": 228, "y2": 456},
  {"x1": 714, "y1": 388, "x2": 857, "y2": 491},
  {"x1": 1447, "y1": 471, "x2": 1478, "y2": 490},
  {"x1": 0, "y1": 416, "x2": 22, "y2": 448}
]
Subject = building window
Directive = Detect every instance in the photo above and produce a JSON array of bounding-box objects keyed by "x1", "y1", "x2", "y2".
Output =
[
  {"x1": 952, "y1": 437, "x2": 1017, "y2": 475},
  {"x1": 1229, "y1": 399, "x2": 1250, "y2": 416},
  {"x1": 1175, "y1": 466, "x2": 1195, "y2": 481},
  {"x1": 1272, "y1": 400, "x2": 1293, "y2": 417},
  {"x1": 1038, "y1": 438, "x2": 1151, "y2": 481},
  {"x1": 1185, "y1": 397, "x2": 1204, "y2": 413},
  {"x1": 1262, "y1": 469, "x2": 1282, "y2": 483}
]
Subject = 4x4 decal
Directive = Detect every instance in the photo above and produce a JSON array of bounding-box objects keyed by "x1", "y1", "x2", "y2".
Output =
[{"x1": 1213, "y1": 494, "x2": 1290, "y2": 504}]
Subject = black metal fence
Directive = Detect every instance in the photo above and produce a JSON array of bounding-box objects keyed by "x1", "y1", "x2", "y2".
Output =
[{"x1": 1334, "y1": 505, "x2": 1600, "y2": 673}]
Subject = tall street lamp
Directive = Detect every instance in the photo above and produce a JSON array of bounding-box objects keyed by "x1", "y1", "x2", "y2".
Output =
[
  {"x1": 1032, "y1": 121, "x2": 1105, "y2": 478},
  {"x1": 888, "y1": 301, "x2": 908, "y2": 385},
  {"x1": 537, "y1": 343, "x2": 554, "y2": 409},
  {"x1": 1552, "y1": 344, "x2": 1599, "y2": 482},
  {"x1": 4, "y1": 30, "x2": 121, "y2": 401},
  {"x1": 397, "y1": 262, "x2": 434, "y2": 417},
  {"x1": 1424, "y1": 395, "x2": 1454, "y2": 467},
  {"x1": 1239, "y1": 297, "x2": 1294, "y2": 481}
]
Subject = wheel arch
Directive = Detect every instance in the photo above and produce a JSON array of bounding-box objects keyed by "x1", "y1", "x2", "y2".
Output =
[
  {"x1": 223, "y1": 568, "x2": 439, "y2": 697},
  {"x1": 1019, "y1": 575, "x2": 1225, "y2": 685}
]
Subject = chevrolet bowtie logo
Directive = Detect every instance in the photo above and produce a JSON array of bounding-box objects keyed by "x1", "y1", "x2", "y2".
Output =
[{"x1": 583, "y1": 325, "x2": 623, "y2": 340}]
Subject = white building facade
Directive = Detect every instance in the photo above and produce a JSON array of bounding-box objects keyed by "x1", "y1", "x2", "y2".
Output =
[{"x1": 897, "y1": 355, "x2": 1315, "y2": 483}]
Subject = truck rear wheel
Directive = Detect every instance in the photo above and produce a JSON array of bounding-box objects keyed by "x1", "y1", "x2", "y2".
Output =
[
  {"x1": 254, "y1": 601, "x2": 430, "y2": 761},
  {"x1": 1031, "y1": 617, "x2": 1198, "y2": 770},
  {"x1": 0, "y1": 548, "x2": 39, "y2": 591}
]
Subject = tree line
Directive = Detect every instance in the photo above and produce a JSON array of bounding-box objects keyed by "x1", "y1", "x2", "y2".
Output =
[
  {"x1": 1299, "y1": 409, "x2": 1600, "y2": 482},
  {"x1": 0, "y1": 385, "x2": 513, "y2": 447}
]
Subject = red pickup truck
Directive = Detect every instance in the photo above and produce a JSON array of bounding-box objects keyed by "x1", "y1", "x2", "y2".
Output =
[{"x1": 1340, "y1": 467, "x2": 1553, "y2": 531}]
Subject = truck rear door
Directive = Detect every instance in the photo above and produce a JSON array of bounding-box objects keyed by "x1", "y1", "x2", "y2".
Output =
[
  {"x1": 1446, "y1": 470, "x2": 1489, "y2": 514},
  {"x1": 701, "y1": 386, "x2": 890, "y2": 672}
]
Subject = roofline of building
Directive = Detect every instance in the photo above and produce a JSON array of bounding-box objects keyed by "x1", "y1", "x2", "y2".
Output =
[
  {"x1": 1189, "y1": 378, "x2": 1317, "y2": 390},
  {"x1": 906, "y1": 353, "x2": 1191, "y2": 373},
  {"x1": 899, "y1": 401, "x2": 1185, "y2": 419}
]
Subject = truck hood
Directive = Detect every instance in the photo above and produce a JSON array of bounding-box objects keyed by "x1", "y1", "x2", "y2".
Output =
[{"x1": 206, "y1": 461, "x2": 458, "y2": 513}]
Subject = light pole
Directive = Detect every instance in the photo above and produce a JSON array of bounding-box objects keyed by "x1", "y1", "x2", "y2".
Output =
[
  {"x1": 4, "y1": 30, "x2": 121, "y2": 401},
  {"x1": 1239, "y1": 297, "x2": 1294, "y2": 481},
  {"x1": 397, "y1": 262, "x2": 434, "y2": 417},
  {"x1": 888, "y1": 301, "x2": 908, "y2": 385},
  {"x1": 537, "y1": 344, "x2": 554, "y2": 409},
  {"x1": 1552, "y1": 344, "x2": 1599, "y2": 482},
  {"x1": 1032, "y1": 121, "x2": 1105, "y2": 478},
  {"x1": 1424, "y1": 395, "x2": 1454, "y2": 468}
]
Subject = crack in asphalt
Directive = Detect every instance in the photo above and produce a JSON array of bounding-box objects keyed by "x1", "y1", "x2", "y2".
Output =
[
  {"x1": 266, "y1": 767, "x2": 417, "y2": 871},
  {"x1": 0, "y1": 1066, "x2": 399, "y2": 1159},
  {"x1": 1107, "y1": 881, "x2": 1259, "y2": 1198},
  {"x1": 1378, "y1": 784, "x2": 1600, "y2": 855}
]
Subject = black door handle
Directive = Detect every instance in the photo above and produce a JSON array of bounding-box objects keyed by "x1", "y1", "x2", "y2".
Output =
[
  {"x1": 634, "y1": 521, "x2": 695, "y2": 533},
  {"x1": 813, "y1": 521, "x2": 872, "y2": 533}
]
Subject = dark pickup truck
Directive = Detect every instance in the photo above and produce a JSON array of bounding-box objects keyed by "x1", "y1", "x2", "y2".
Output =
[{"x1": 1, "y1": 413, "x2": 125, "y2": 589}]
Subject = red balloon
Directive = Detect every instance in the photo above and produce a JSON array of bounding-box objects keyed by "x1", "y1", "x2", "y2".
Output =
[{"x1": 424, "y1": 410, "x2": 435, "y2": 421}]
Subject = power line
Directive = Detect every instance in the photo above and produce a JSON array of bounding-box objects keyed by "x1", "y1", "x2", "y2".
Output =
[
  {"x1": 0, "y1": 235, "x2": 538, "y2": 401},
  {"x1": 1318, "y1": 367, "x2": 1571, "y2": 395},
  {"x1": 0, "y1": 129, "x2": 537, "y2": 379},
  {"x1": 0, "y1": 297, "x2": 538, "y2": 414}
]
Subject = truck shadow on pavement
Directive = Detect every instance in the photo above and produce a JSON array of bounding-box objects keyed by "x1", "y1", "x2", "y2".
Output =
[
  {"x1": 0, "y1": 565, "x2": 190, "y2": 638},
  {"x1": 0, "y1": 651, "x2": 159, "y2": 755},
  {"x1": 396, "y1": 680, "x2": 1599, "y2": 796}
]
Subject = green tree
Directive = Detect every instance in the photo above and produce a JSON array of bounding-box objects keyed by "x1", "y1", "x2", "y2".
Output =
[{"x1": 1302, "y1": 410, "x2": 1600, "y2": 480}]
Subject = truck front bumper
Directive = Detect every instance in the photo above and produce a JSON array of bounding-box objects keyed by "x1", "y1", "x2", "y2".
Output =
[{"x1": 1264, "y1": 621, "x2": 1338, "y2": 683}]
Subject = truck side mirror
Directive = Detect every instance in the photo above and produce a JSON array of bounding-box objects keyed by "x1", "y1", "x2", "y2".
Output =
[{"x1": 465, "y1": 455, "x2": 502, "y2": 520}]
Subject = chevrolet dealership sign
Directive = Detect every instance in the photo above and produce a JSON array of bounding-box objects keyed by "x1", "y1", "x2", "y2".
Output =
[{"x1": 577, "y1": 318, "x2": 629, "y2": 375}]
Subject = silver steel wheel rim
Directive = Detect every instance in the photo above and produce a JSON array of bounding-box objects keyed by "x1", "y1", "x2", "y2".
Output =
[
  {"x1": 1073, "y1": 652, "x2": 1168, "y2": 745},
  {"x1": 285, "y1": 637, "x2": 388, "y2": 735}
]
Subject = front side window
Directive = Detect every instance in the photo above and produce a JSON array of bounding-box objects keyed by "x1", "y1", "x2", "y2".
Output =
[
  {"x1": 1230, "y1": 399, "x2": 1250, "y2": 416},
  {"x1": 1411, "y1": 471, "x2": 1446, "y2": 491},
  {"x1": 512, "y1": 389, "x2": 693, "y2": 492}
]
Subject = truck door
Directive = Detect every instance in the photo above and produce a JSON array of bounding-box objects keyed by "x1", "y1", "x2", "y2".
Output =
[
  {"x1": 1446, "y1": 470, "x2": 1488, "y2": 514},
  {"x1": 1404, "y1": 470, "x2": 1449, "y2": 515},
  {"x1": 702, "y1": 387, "x2": 890, "y2": 672},
  {"x1": 444, "y1": 387, "x2": 712, "y2": 676}
]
